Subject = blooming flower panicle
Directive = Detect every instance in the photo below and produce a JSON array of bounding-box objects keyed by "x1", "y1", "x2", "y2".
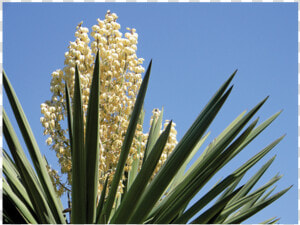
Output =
[{"x1": 40, "y1": 10, "x2": 178, "y2": 197}]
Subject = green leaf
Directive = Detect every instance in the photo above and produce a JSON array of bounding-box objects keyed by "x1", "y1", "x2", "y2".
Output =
[
  {"x1": 155, "y1": 111, "x2": 245, "y2": 222},
  {"x1": 261, "y1": 217, "x2": 281, "y2": 224},
  {"x1": 3, "y1": 148, "x2": 20, "y2": 176},
  {"x1": 198, "y1": 70, "x2": 237, "y2": 120},
  {"x1": 228, "y1": 175, "x2": 281, "y2": 220},
  {"x1": 221, "y1": 110, "x2": 283, "y2": 167},
  {"x1": 65, "y1": 81, "x2": 73, "y2": 156},
  {"x1": 173, "y1": 173, "x2": 241, "y2": 224},
  {"x1": 185, "y1": 97, "x2": 268, "y2": 193},
  {"x1": 3, "y1": 109, "x2": 56, "y2": 223},
  {"x1": 2, "y1": 179, "x2": 37, "y2": 224},
  {"x1": 3, "y1": 70, "x2": 65, "y2": 223},
  {"x1": 127, "y1": 109, "x2": 145, "y2": 189},
  {"x1": 95, "y1": 175, "x2": 109, "y2": 224},
  {"x1": 3, "y1": 179, "x2": 38, "y2": 224},
  {"x1": 3, "y1": 191, "x2": 27, "y2": 224},
  {"x1": 260, "y1": 216, "x2": 277, "y2": 224},
  {"x1": 128, "y1": 75, "x2": 234, "y2": 223},
  {"x1": 111, "y1": 121, "x2": 172, "y2": 224},
  {"x1": 3, "y1": 150, "x2": 35, "y2": 215},
  {"x1": 170, "y1": 110, "x2": 246, "y2": 205},
  {"x1": 85, "y1": 50, "x2": 101, "y2": 224},
  {"x1": 146, "y1": 132, "x2": 210, "y2": 221},
  {"x1": 212, "y1": 141, "x2": 283, "y2": 223},
  {"x1": 213, "y1": 183, "x2": 273, "y2": 223},
  {"x1": 153, "y1": 117, "x2": 259, "y2": 224},
  {"x1": 71, "y1": 65, "x2": 86, "y2": 224},
  {"x1": 216, "y1": 172, "x2": 246, "y2": 204},
  {"x1": 143, "y1": 107, "x2": 164, "y2": 164},
  {"x1": 190, "y1": 186, "x2": 243, "y2": 224},
  {"x1": 227, "y1": 156, "x2": 276, "y2": 207},
  {"x1": 224, "y1": 185, "x2": 292, "y2": 224},
  {"x1": 170, "y1": 131, "x2": 211, "y2": 192},
  {"x1": 232, "y1": 135, "x2": 285, "y2": 178},
  {"x1": 213, "y1": 156, "x2": 277, "y2": 223},
  {"x1": 268, "y1": 218, "x2": 281, "y2": 224},
  {"x1": 101, "y1": 60, "x2": 152, "y2": 222},
  {"x1": 255, "y1": 185, "x2": 277, "y2": 205},
  {"x1": 215, "y1": 147, "x2": 283, "y2": 223},
  {"x1": 186, "y1": 110, "x2": 246, "y2": 178}
]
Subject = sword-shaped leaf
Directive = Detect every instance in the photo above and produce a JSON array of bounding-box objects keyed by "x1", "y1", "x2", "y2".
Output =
[
  {"x1": 65, "y1": 81, "x2": 73, "y2": 156},
  {"x1": 226, "y1": 156, "x2": 276, "y2": 207},
  {"x1": 190, "y1": 186, "x2": 243, "y2": 224},
  {"x1": 153, "y1": 117, "x2": 258, "y2": 224},
  {"x1": 224, "y1": 185, "x2": 292, "y2": 224},
  {"x1": 227, "y1": 176, "x2": 280, "y2": 221},
  {"x1": 143, "y1": 107, "x2": 164, "y2": 164},
  {"x1": 71, "y1": 65, "x2": 86, "y2": 224},
  {"x1": 3, "y1": 179, "x2": 38, "y2": 224},
  {"x1": 3, "y1": 150, "x2": 35, "y2": 216},
  {"x1": 95, "y1": 175, "x2": 109, "y2": 224},
  {"x1": 173, "y1": 174, "x2": 240, "y2": 224},
  {"x1": 213, "y1": 174, "x2": 280, "y2": 224},
  {"x1": 127, "y1": 109, "x2": 145, "y2": 189},
  {"x1": 111, "y1": 121, "x2": 172, "y2": 223},
  {"x1": 85, "y1": 50, "x2": 101, "y2": 224},
  {"x1": 3, "y1": 109, "x2": 56, "y2": 223},
  {"x1": 100, "y1": 60, "x2": 152, "y2": 222},
  {"x1": 260, "y1": 217, "x2": 280, "y2": 224},
  {"x1": 3, "y1": 71, "x2": 65, "y2": 223},
  {"x1": 128, "y1": 73, "x2": 235, "y2": 223}
]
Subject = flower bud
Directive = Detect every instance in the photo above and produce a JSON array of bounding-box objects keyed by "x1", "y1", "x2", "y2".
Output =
[{"x1": 46, "y1": 137, "x2": 52, "y2": 145}]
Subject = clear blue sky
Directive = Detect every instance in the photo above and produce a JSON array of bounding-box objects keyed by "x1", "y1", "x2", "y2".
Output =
[{"x1": 3, "y1": 3, "x2": 297, "y2": 223}]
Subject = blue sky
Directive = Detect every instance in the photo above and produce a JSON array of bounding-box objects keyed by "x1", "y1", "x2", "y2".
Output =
[{"x1": 3, "y1": 3, "x2": 297, "y2": 223}]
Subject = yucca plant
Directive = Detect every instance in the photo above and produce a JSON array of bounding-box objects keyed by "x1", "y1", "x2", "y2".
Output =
[{"x1": 3, "y1": 49, "x2": 291, "y2": 224}]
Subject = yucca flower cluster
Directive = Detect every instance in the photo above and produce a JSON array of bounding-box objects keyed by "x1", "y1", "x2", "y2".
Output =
[{"x1": 40, "y1": 10, "x2": 178, "y2": 197}]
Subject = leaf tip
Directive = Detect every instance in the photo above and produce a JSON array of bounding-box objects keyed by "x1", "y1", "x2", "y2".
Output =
[{"x1": 264, "y1": 95, "x2": 270, "y2": 102}]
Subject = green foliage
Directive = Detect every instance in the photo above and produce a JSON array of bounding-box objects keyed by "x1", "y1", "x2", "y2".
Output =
[{"x1": 3, "y1": 53, "x2": 291, "y2": 223}]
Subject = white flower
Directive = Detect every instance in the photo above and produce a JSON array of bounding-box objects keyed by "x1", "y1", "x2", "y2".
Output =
[
  {"x1": 41, "y1": 11, "x2": 177, "y2": 198},
  {"x1": 46, "y1": 137, "x2": 52, "y2": 145}
]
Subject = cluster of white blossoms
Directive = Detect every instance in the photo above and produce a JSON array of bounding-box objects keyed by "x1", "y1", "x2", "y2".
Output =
[
  {"x1": 46, "y1": 165, "x2": 67, "y2": 196},
  {"x1": 41, "y1": 10, "x2": 178, "y2": 197}
]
